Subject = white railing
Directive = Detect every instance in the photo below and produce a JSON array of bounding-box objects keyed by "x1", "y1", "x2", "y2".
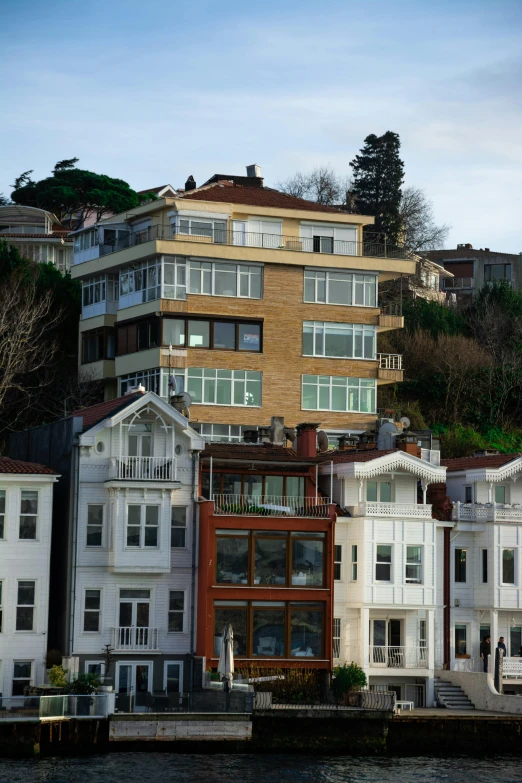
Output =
[
  {"x1": 111, "y1": 626, "x2": 160, "y2": 651},
  {"x1": 420, "y1": 448, "x2": 441, "y2": 466},
  {"x1": 115, "y1": 456, "x2": 175, "y2": 480},
  {"x1": 452, "y1": 657, "x2": 484, "y2": 673},
  {"x1": 369, "y1": 646, "x2": 429, "y2": 668},
  {"x1": 452, "y1": 502, "x2": 522, "y2": 523},
  {"x1": 378, "y1": 353, "x2": 403, "y2": 370},
  {"x1": 353, "y1": 502, "x2": 433, "y2": 518},
  {"x1": 212, "y1": 494, "x2": 332, "y2": 518}
]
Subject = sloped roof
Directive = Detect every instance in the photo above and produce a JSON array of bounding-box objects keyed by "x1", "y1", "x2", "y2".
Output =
[
  {"x1": 322, "y1": 448, "x2": 393, "y2": 464},
  {"x1": 201, "y1": 442, "x2": 309, "y2": 463},
  {"x1": 70, "y1": 392, "x2": 144, "y2": 431},
  {"x1": 0, "y1": 457, "x2": 57, "y2": 475},
  {"x1": 442, "y1": 453, "x2": 522, "y2": 472},
  {"x1": 180, "y1": 181, "x2": 344, "y2": 214}
]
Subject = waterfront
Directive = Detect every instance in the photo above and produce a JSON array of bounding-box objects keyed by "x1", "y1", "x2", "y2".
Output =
[{"x1": 1, "y1": 754, "x2": 522, "y2": 783}]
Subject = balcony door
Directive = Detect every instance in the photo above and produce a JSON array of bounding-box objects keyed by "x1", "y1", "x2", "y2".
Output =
[
  {"x1": 128, "y1": 423, "x2": 152, "y2": 457},
  {"x1": 118, "y1": 589, "x2": 151, "y2": 648},
  {"x1": 371, "y1": 619, "x2": 403, "y2": 666}
]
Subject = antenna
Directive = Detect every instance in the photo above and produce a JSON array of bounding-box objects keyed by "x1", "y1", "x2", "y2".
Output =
[
  {"x1": 399, "y1": 416, "x2": 411, "y2": 429},
  {"x1": 317, "y1": 430, "x2": 329, "y2": 453}
]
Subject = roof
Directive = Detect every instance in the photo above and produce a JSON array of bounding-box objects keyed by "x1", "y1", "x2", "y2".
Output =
[
  {"x1": 323, "y1": 448, "x2": 394, "y2": 465},
  {"x1": 179, "y1": 181, "x2": 345, "y2": 214},
  {"x1": 425, "y1": 249, "x2": 519, "y2": 261},
  {"x1": 0, "y1": 457, "x2": 57, "y2": 475},
  {"x1": 442, "y1": 453, "x2": 522, "y2": 472},
  {"x1": 70, "y1": 391, "x2": 144, "y2": 431},
  {"x1": 0, "y1": 233, "x2": 72, "y2": 241},
  {"x1": 201, "y1": 442, "x2": 312, "y2": 463},
  {"x1": 138, "y1": 185, "x2": 177, "y2": 197}
]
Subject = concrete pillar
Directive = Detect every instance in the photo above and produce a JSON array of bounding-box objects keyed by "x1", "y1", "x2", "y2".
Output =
[{"x1": 491, "y1": 610, "x2": 499, "y2": 660}]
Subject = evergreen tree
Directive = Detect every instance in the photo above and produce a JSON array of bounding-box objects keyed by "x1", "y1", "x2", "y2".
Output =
[{"x1": 349, "y1": 131, "x2": 404, "y2": 244}]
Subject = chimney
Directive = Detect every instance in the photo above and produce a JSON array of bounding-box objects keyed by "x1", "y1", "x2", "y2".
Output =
[
  {"x1": 484, "y1": 248, "x2": 490, "y2": 252},
  {"x1": 295, "y1": 422, "x2": 319, "y2": 458},
  {"x1": 185, "y1": 175, "x2": 196, "y2": 191},
  {"x1": 338, "y1": 435, "x2": 359, "y2": 452},
  {"x1": 246, "y1": 164, "x2": 261, "y2": 178},
  {"x1": 270, "y1": 416, "x2": 285, "y2": 446},
  {"x1": 257, "y1": 426, "x2": 271, "y2": 444},
  {"x1": 396, "y1": 431, "x2": 421, "y2": 458}
]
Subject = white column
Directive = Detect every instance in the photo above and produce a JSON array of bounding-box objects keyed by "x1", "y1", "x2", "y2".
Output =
[
  {"x1": 426, "y1": 609, "x2": 435, "y2": 707},
  {"x1": 491, "y1": 609, "x2": 499, "y2": 667},
  {"x1": 422, "y1": 480, "x2": 428, "y2": 505},
  {"x1": 488, "y1": 482, "x2": 493, "y2": 503},
  {"x1": 361, "y1": 607, "x2": 370, "y2": 670}
]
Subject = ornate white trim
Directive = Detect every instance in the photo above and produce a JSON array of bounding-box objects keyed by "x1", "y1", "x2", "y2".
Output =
[
  {"x1": 332, "y1": 451, "x2": 446, "y2": 484},
  {"x1": 466, "y1": 459, "x2": 522, "y2": 483}
]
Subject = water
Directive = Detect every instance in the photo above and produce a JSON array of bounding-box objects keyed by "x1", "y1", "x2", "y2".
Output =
[{"x1": 1, "y1": 755, "x2": 522, "y2": 783}]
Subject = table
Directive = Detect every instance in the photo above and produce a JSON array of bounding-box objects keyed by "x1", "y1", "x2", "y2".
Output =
[{"x1": 395, "y1": 700, "x2": 414, "y2": 712}]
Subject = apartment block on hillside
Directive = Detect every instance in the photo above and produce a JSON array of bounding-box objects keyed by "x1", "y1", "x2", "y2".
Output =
[
  {"x1": 0, "y1": 204, "x2": 73, "y2": 272},
  {"x1": 71, "y1": 165, "x2": 415, "y2": 442}
]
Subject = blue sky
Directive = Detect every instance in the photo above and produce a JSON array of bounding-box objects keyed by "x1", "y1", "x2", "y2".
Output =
[{"x1": 1, "y1": 0, "x2": 521, "y2": 252}]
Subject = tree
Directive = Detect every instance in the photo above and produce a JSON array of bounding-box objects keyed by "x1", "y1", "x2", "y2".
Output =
[
  {"x1": 350, "y1": 131, "x2": 404, "y2": 244},
  {"x1": 277, "y1": 166, "x2": 351, "y2": 206},
  {"x1": 11, "y1": 159, "x2": 157, "y2": 229},
  {"x1": 0, "y1": 194, "x2": 9, "y2": 206},
  {"x1": 399, "y1": 186, "x2": 450, "y2": 252}
]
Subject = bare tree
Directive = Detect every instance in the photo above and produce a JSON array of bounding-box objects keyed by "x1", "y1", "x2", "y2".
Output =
[
  {"x1": 277, "y1": 167, "x2": 352, "y2": 206},
  {"x1": 399, "y1": 186, "x2": 450, "y2": 252}
]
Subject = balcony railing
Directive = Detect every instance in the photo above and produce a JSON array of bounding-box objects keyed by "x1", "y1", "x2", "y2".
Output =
[
  {"x1": 351, "y1": 502, "x2": 433, "y2": 519},
  {"x1": 112, "y1": 456, "x2": 175, "y2": 481},
  {"x1": 452, "y1": 502, "x2": 522, "y2": 523},
  {"x1": 370, "y1": 646, "x2": 428, "y2": 668},
  {"x1": 378, "y1": 353, "x2": 403, "y2": 370},
  {"x1": 443, "y1": 277, "x2": 474, "y2": 289},
  {"x1": 94, "y1": 225, "x2": 410, "y2": 261},
  {"x1": 111, "y1": 627, "x2": 160, "y2": 652},
  {"x1": 212, "y1": 494, "x2": 332, "y2": 518}
]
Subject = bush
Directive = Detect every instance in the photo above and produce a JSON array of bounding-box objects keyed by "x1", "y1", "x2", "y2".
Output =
[
  {"x1": 47, "y1": 664, "x2": 68, "y2": 687},
  {"x1": 64, "y1": 673, "x2": 100, "y2": 694},
  {"x1": 235, "y1": 665, "x2": 322, "y2": 704},
  {"x1": 331, "y1": 663, "x2": 367, "y2": 700}
]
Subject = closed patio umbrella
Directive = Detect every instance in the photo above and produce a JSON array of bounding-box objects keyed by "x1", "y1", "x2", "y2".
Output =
[{"x1": 218, "y1": 623, "x2": 234, "y2": 692}]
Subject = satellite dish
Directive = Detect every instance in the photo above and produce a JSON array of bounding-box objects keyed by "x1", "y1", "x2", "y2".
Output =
[
  {"x1": 317, "y1": 430, "x2": 329, "y2": 453},
  {"x1": 400, "y1": 416, "x2": 411, "y2": 429},
  {"x1": 180, "y1": 392, "x2": 192, "y2": 408}
]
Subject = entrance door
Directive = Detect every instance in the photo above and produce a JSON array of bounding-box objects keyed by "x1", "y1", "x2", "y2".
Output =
[
  {"x1": 119, "y1": 589, "x2": 151, "y2": 648},
  {"x1": 510, "y1": 627, "x2": 522, "y2": 656},
  {"x1": 116, "y1": 662, "x2": 152, "y2": 712}
]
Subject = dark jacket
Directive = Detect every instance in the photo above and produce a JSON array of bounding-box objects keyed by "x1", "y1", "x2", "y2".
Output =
[
  {"x1": 480, "y1": 639, "x2": 491, "y2": 658},
  {"x1": 498, "y1": 642, "x2": 507, "y2": 655}
]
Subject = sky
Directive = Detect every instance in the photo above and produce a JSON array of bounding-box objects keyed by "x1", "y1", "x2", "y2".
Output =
[{"x1": 1, "y1": 0, "x2": 521, "y2": 252}]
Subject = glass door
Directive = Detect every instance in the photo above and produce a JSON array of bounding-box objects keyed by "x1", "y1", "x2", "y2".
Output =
[
  {"x1": 371, "y1": 619, "x2": 403, "y2": 667},
  {"x1": 116, "y1": 663, "x2": 151, "y2": 712},
  {"x1": 128, "y1": 423, "x2": 152, "y2": 457},
  {"x1": 119, "y1": 589, "x2": 151, "y2": 648},
  {"x1": 510, "y1": 627, "x2": 522, "y2": 657}
]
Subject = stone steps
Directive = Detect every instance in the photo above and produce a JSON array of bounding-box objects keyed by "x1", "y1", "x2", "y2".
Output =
[{"x1": 434, "y1": 677, "x2": 475, "y2": 710}]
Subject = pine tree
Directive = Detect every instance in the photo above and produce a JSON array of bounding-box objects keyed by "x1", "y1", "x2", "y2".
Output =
[{"x1": 350, "y1": 131, "x2": 404, "y2": 245}]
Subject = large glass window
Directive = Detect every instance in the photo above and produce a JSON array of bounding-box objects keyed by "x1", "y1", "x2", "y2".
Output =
[
  {"x1": 126, "y1": 505, "x2": 159, "y2": 548},
  {"x1": 302, "y1": 375, "x2": 376, "y2": 413},
  {"x1": 304, "y1": 269, "x2": 377, "y2": 307},
  {"x1": 485, "y1": 264, "x2": 511, "y2": 282},
  {"x1": 163, "y1": 256, "x2": 187, "y2": 300},
  {"x1": 255, "y1": 535, "x2": 287, "y2": 585},
  {"x1": 19, "y1": 491, "x2": 38, "y2": 540},
  {"x1": 503, "y1": 549, "x2": 515, "y2": 584},
  {"x1": 216, "y1": 531, "x2": 249, "y2": 584},
  {"x1": 188, "y1": 320, "x2": 210, "y2": 348},
  {"x1": 162, "y1": 317, "x2": 261, "y2": 352},
  {"x1": 302, "y1": 322, "x2": 376, "y2": 359},
  {"x1": 82, "y1": 327, "x2": 116, "y2": 363},
  {"x1": 366, "y1": 481, "x2": 392, "y2": 503},
  {"x1": 253, "y1": 605, "x2": 285, "y2": 656},
  {"x1": 188, "y1": 260, "x2": 263, "y2": 299},
  {"x1": 187, "y1": 368, "x2": 261, "y2": 407},
  {"x1": 291, "y1": 534, "x2": 324, "y2": 587},
  {"x1": 455, "y1": 548, "x2": 467, "y2": 583},
  {"x1": 405, "y1": 546, "x2": 422, "y2": 584},
  {"x1": 119, "y1": 259, "x2": 161, "y2": 304},
  {"x1": 291, "y1": 605, "x2": 323, "y2": 657},
  {"x1": 192, "y1": 423, "x2": 257, "y2": 442},
  {"x1": 375, "y1": 545, "x2": 392, "y2": 581},
  {"x1": 214, "y1": 603, "x2": 248, "y2": 656},
  {"x1": 205, "y1": 473, "x2": 305, "y2": 498},
  {"x1": 16, "y1": 581, "x2": 35, "y2": 631}
]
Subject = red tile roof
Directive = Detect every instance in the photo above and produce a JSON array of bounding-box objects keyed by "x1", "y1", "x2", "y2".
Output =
[
  {"x1": 1, "y1": 233, "x2": 73, "y2": 241},
  {"x1": 323, "y1": 448, "x2": 395, "y2": 464},
  {"x1": 201, "y1": 443, "x2": 307, "y2": 462},
  {"x1": 180, "y1": 181, "x2": 344, "y2": 214},
  {"x1": 70, "y1": 391, "x2": 144, "y2": 431},
  {"x1": 442, "y1": 453, "x2": 522, "y2": 471},
  {"x1": 0, "y1": 457, "x2": 57, "y2": 475}
]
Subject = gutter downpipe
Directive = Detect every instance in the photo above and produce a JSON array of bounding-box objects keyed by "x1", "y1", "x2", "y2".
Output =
[
  {"x1": 189, "y1": 450, "x2": 199, "y2": 702},
  {"x1": 330, "y1": 460, "x2": 333, "y2": 503},
  {"x1": 68, "y1": 439, "x2": 80, "y2": 657}
]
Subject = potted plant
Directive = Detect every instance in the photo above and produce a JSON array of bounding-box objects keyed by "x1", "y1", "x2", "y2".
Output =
[
  {"x1": 47, "y1": 665, "x2": 68, "y2": 688},
  {"x1": 331, "y1": 662, "x2": 367, "y2": 706},
  {"x1": 65, "y1": 673, "x2": 100, "y2": 715}
]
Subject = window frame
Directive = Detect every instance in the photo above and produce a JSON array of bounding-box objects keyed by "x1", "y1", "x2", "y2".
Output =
[
  {"x1": 83, "y1": 588, "x2": 102, "y2": 633},
  {"x1": 203, "y1": 473, "x2": 307, "y2": 499},
  {"x1": 304, "y1": 268, "x2": 377, "y2": 308},
  {"x1": 0, "y1": 579, "x2": 3, "y2": 632},
  {"x1": 0, "y1": 488, "x2": 5, "y2": 540},
  {"x1": 86, "y1": 504, "x2": 104, "y2": 548},
  {"x1": 301, "y1": 374, "x2": 376, "y2": 414},
  {"x1": 455, "y1": 623, "x2": 468, "y2": 656},
  {"x1": 12, "y1": 661, "x2": 33, "y2": 696},
  {"x1": 84, "y1": 660, "x2": 105, "y2": 677},
  {"x1": 405, "y1": 545, "x2": 423, "y2": 584},
  {"x1": 351, "y1": 544, "x2": 358, "y2": 581},
  {"x1": 484, "y1": 263, "x2": 511, "y2": 283},
  {"x1": 158, "y1": 316, "x2": 263, "y2": 354},
  {"x1": 187, "y1": 258, "x2": 263, "y2": 300},
  {"x1": 334, "y1": 544, "x2": 342, "y2": 581},
  {"x1": 81, "y1": 327, "x2": 116, "y2": 364},
  {"x1": 464, "y1": 485, "x2": 473, "y2": 504},
  {"x1": 302, "y1": 321, "x2": 376, "y2": 360},
  {"x1": 375, "y1": 544, "x2": 392, "y2": 583},
  {"x1": 171, "y1": 507, "x2": 187, "y2": 548},
  {"x1": 186, "y1": 368, "x2": 262, "y2": 408},
  {"x1": 168, "y1": 590, "x2": 186, "y2": 633},
  {"x1": 126, "y1": 504, "x2": 160, "y2": 549},
  {"x1": 163, "y1": 660, "x2": 184, "y2": 693},
  {"x1": 15, "y1": 580, "x2": 36, "y2": 632},
  {"x1": 502, "y1": 548, "x2": 516, "y2": 585},
  {"x1": 19, "y1": 490, "x2": 38, "y2": 541},
  {"x1": 481, "y1": 548, "x2": 488, "y2": 584},
  {"x1": 455, "y1": 548, "x2": 467, "y2": 583}
]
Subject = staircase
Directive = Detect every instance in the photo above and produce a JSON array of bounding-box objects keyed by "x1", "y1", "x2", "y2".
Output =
[{"x1": 434, "y1": 677, "x2": 475, "y2": 710}]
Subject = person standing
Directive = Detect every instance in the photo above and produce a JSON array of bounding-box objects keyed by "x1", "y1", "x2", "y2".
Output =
[
  {"x1": 480, "y1": 635, "x2": 491, "y2": 673},
  {"x1": 498, "y1": 636, "x2": 507, "y2": 656}
]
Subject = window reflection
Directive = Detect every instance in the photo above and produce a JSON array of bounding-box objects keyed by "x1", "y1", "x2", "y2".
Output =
[{"x1": 254, "y1": 538, "x2": 287, "y2": 585}]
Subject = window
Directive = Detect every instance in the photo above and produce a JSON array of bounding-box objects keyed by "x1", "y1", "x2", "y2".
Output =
[
  {"x1": 464, "y1": 485, "x2": 473, "y2": 503},
  {"x1": 188, "y1": 259, "x2": 263, "y2": 299},
  {"x1": 163, "y1": 256, "x2": 187, "y2": 300},
  {"x1": 334, "y1": 545, "x2": 342, "y2": 580},
  {"x1": 351, "y1": 545, "x2": 358, "y2": 581},
  {"x1": 0, "y1": 489, "x2": 5, "y2": 539},
  {"x1": 192, "y1": 423, "x2": 257, "y2": 443},
  {"x1": 455, "y1": 548, "x2": 467, "y2": 583},
  {"x1": 126, "y1": 505, "x2": 159, "y2": 547},
  {"x1": 74, "y1": 228, "x2": 99, "y2": 254},
  {"x1": 188, "y1": 319, "x2": 210, "y2": 348},
  {"x1": 16, "y1": 581, "x2": 35, "y2": 631},
  {"x1": 120, "y1": 368, "x2": 163, "y2": 397},
  {"x1": 502, "y1": 549, "x2": 515, "y2": 585},
  {"x1": 119, "y1": 259, "x2": 161, "y2": 304},
  {"x1": 405, "y1": 546, "x2": 422, "y2": 583},
  {"x1": 0, "y1": 581, "x2": 3, "y2": 632},
  {"x1": 85, "y1": 661, "x2": 105, "y2": 678},
  {"x1": 12, "y1": 662, "x2": 32, "y2": 696},
  {"x1": 82, "y1": 327, "x2": 116, "y2": 363},
  {"x1": 161, "y1": 317, "x2": 262, "y2": 353},
  {"x1": 366, "y1": 481, "x2": 392, "y2": 503},
  {"x1": 375, "y1": 545, "x2": 392, "y2": 581},
  {"x1": 177, "y1": 217, "x2": 226, "y2": 242},
  {"x1": 171, "y1": 507, "x2": 187, "y2": 547},
  {"x1": 203, "y1": 473, "x2": 306, "y2": 499},
  {"x1": 86, "y1": 505, "x2": 103, "y2": 547},
  {"x1": 83, "y1": 590, "x2": 101, "y2": 632},
  {"x1": 304, "y1": 269, "x2": 377, "y2": 307},
  {"x1": 302, "y1": 375, "x2": 376, "y2": 413},
  {"x1": 164, "y1": 662, "x2": 183, "y2": 693},
  {"x1": 495, "y1": 485, "x2": 506, "y2": 504},
  {"x1": 168, "y1": 591, "x2": 185, "y2": 632},
  {"x1": 302, "y1": 322, "x2": 376, "y2": 359},
  {"x1": 481, "y1": 549, "x2": 488, "y2": 583},
  {"x1": 333, "y1": 618, "x2": 341, "y2": 658},
  {"x1": 187, "y1": 368, "x2": 262, "y2": 407},
  {"x1": 484, "y1": 263, "x2": 511, "y2": 282},
  {"x1": 455, "y1": 624, "x2": 467, "y2": 656},
  {"x1": 19, "y1": 491, "x2": 38, "y2": 540},
  {"x1": 82, "y1": 274, "x2": 106, "y2": 307}
]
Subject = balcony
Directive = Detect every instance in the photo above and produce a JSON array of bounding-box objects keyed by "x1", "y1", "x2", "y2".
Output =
[
  {"x1": 442, "y1": 277, "x2": 474, "y2": 290},
  {"x1": 109, "y1": 456, "x2": 176, "y2": 481},
  {"x1": 452, "y1": 502, "x2": 522, "y2": 523},
  {"x1": 111, "y1": 626, "x2": 161, "y2": 652},
  {"x1": 212, "y1": 494, "x2": 332, "y2": 518},
  {"x1": 348, "y1": 502, "x2": 434, "y2": 519},
  {"x1": 91, "y1": 225, "x2": 410, "y2": 262},
  {"x1": 369, "y1": 646, "x2": 428, "y2": 669},
  {"x1": 377, "y1": 353, "x2": 403, "y2": 384},
  {"x1": 378, "y1": 303, "x2": 404, "y2": 332}
]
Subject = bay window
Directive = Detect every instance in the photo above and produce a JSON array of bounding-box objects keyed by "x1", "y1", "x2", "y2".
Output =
[
  {"x1": 303, "y1": 322, "x2": 376, "y2": 359},
  {"x1": 302, "y1": 375, "x2": 376, "y2": 413},
  {"x1": 304, "y1": 269, "x2": 377, "y2": 307},
  {"x1": 126, "y1": 505, "x2": 159, "y2": 548},
  {"x1": 187, "y1": 368, "x2": 261, "y2": 407}
]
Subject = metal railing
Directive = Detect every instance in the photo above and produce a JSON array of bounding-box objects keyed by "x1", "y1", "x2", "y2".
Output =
[
  {"x1": 114, "y1": 456, "x2": 175, "y2": 480},
  {"x1": 95, "y1": 225, "x2": 410, "y2": 261},
  {"x1": 112, "y1": 626, "x2": 161, "y2": 651},
  {"x1": 452, "y1": 502, "x2": 522, "y2": 523},
  {"x1": 370, "y1": 646, "x2": 428, "y2": 668},
  {"x1": 212, "y1": 494, "x2": 332, "y2": 518},
  {"x1": 380, "y1": 302, "x2": 402, "y2": 317},
  {"x1": 443, "y1": 277, "x2": 474, "y2": 289},
  {"x1": 352, "y1": 502, "x2": 433, "y2": 518},
  {"x1": 378, "y1": 353, "x2": 403, "y2": 370}
]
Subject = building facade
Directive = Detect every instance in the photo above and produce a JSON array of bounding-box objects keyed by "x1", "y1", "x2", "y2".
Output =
[
  {"x1": 425, "y1": 245, "x2": 522, "y2": 300},
  {"x1": 0, "y1": 458, "x2": 59, "y2": 698},
  {"x1": 0, "y1": 204, "x2": 73, "y2": 272},
  {"x1": 71, "y1": 166, "x2": 415, "y2": 442}
]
